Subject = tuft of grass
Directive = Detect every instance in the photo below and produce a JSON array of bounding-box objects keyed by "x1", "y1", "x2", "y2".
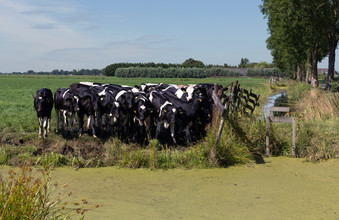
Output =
[{"x1": 36, "y1": 152, "x2": 70, "y2": 169}]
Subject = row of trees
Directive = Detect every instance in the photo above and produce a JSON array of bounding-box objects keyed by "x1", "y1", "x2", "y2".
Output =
[
  {"x1": 119, "y1": 67, "x2": 285, "y2": 78},
  {"x1": 10, "y1": 69, "x2": 103, "y2": 75},
  {"x1": 261, "y1": 0, "x2": 339, "y2": 89},
  {"x1": 114, "y1": 67, "x2": 243, "y2": 78},
  {"x1": 1, "y1": 58, "x2": 280, "y2": 77},
  {"x1": 104, "y1": 58, "x2": 274, "y2": 76}
]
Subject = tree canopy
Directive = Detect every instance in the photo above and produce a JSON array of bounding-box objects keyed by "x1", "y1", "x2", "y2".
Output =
[{"x1": 261, "y1": 0, "x2": 338, "y2": 88}]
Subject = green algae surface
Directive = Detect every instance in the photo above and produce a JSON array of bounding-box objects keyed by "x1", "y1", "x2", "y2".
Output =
[{"x1": 3, "y1": 157, "x2": 339, "y2": 219}]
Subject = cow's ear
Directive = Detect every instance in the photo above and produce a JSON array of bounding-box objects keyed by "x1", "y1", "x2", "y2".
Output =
[{"x1": 32, "y1": 94, "x2": 36, "y2": 99}]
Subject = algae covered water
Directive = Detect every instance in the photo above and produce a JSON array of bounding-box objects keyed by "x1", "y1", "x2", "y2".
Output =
[{"x1": 47, "y1": 157, "x2": 339, "y2": 219}]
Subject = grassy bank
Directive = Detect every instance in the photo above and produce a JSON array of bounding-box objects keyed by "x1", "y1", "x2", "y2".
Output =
[{"x1": 267, "y1": 80, "x2": 339, "y2": 160}]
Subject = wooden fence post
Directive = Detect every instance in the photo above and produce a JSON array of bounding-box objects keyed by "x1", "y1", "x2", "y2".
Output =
[
  {"x1": 265, "y1": 116, "x2": 270, "y2": 157},
  {"x1": 265, "y1": 107, "x2": 296, "y2": 158}
]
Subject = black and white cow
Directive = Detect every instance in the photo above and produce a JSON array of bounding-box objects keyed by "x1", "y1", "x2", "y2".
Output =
[
  {"x1": 33, "y1": 88, "x2": 53, "y2": 139},
  {"x1": 161, "y1": 88, "x2": 208, "y2": 144},
  {"x1": 149, "y1": 91, "x2": 178, "y2": 145},
  {"x1": 69, "y1": 83, "x2": 99, "y2": 137},
  {"x1": 54, "y1": 88, "x2": 78, "y2": 135},
  {"x1": 130, "y1": 92, "x2": 154, "y2": 144}
]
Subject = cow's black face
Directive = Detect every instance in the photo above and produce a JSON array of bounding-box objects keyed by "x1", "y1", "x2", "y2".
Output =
[
  {"x1": 111, "y1": 101, "x2": 121, "y2": 119},
  {"x1": 78, "y1": 92, "x2": 94, "y2": 113},
  {"x1": 35, "y1": 97, "x2": 52, "y2": 112},
  {"x1": 125, "y1": 92, "x2": 134, "y2": 109},
  {"x1": 160, "y1": 105, "x2": 176, "y2": 124},
  {"x1": 99, "y1": 96, "x2": 112, "y2": 114},
  {"x1": 136, "y1": 101, "x2": 147, "y2": 121},
  {"x1": 63, "y1": 98, "x2": 74, "y2": 112},
  {"x1": 34, "y1": 89, "x2": 53, "y2": 117},
  {"x1": 192, "y1": 86, "x2": 207, "y2": 100}
]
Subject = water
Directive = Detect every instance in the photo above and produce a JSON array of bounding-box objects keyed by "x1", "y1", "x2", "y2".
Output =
[{"x1": 263, "y1": 90, "x2": 287, "y2": 117}]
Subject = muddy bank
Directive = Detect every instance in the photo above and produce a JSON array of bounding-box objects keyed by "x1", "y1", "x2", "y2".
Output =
[{"x1": 42, "y1": 157, "x2": 339, "y2": 219}]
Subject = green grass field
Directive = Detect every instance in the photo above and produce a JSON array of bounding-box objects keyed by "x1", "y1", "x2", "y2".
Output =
[
  {"x1": 0, "y1": 75, "x2": 269, "y2": 169},
  {"x1": 0, "y1": 75, "x2": 268, "y2": 134}
]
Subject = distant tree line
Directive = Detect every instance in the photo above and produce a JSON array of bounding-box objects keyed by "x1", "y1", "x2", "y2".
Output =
[
  {"x1": 246, "y1": 68, "x2": 285, "y2": 77},
  {"x1": 1, "y1": 58, "x2": 283, "y2": 78},
  {"x1": 8, "y1": 69, "x2": 103, "y2": 75},
  {"x1": 114, "y1": 67, "x2": 242, "y2": 78}
]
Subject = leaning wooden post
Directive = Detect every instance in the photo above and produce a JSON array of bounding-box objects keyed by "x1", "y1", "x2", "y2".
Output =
[
  {"x1": 265, "y1": 116, "x2": 270, "y2": 157},
  {"x1": 292, "y1": 117, "x2": 296, "y2": 158}
]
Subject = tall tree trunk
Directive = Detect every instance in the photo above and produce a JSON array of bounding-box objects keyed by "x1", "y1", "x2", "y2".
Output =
[
  {"x1": 325, "y1": 41, "x2": 337, "y2": 90},
  {"x1": 309, "y1": 45, "x2": 319, "y2": 88},
  {"x1": 296, "y1": 63, "x2": 305, "y2": 81},
  {"x1": 305, "y1": 61, "x2": 311, "y2": 83}
]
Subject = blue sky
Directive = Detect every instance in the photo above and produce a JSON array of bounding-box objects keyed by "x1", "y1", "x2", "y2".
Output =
[{"x1": 0, "y1": 0, "x2": 333, "y2": 73}]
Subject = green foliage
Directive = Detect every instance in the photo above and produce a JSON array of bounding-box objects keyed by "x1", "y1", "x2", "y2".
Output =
[
  {"x1": 182, "y1": 58, "x2": 205, "y2": 68},
  {"x1": 246, "y1": 68, "x2": 285, "y2": 77},
  {"x1": 115, "y1": 66, "x2": 242, "y2": 78},
  {"x1": 267, "y1": 80, "x2": 339, "y2": 160},
  {"x1": 0, "y1": 145, "x2": 36, "y2": 165},
  {"x1": 260, "y1": 0, "x2": 331, "y2": 81},
  {"x1": 103, "y1": 62, "x2": 181, "y2": 76},
  {"x1": 238, "y1": 58, "x2": 249, "y2": 68},
  {"x1": 36, "y1": 152, "x2": 70, "y2": 169}
]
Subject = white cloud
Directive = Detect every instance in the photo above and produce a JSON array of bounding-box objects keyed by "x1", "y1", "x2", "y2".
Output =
[{"x1": 0, "y1": 0, "x2": 98, "y2": 71}]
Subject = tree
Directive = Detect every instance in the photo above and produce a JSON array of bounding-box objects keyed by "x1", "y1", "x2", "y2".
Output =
[
  {"x1": 261, "y1": 0, "x2": 328, "y2": 87},
  {"x1": 182, "y1": 58, "x2": 205, "y2": 68},
  {"x1": 238, "y1": 58, "x2": 249, "y2": 68},
  {"x1": 319, "y1": 0, "x2": 339, "y2": 90}
]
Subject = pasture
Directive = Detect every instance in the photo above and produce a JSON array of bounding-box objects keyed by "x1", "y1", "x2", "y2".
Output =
[
  {"x1": 0, "y1": 74, "x2": 270, "y2": 168},
  {"x1": 0, "y1": 74, "x2": 267, "y2": 136}
]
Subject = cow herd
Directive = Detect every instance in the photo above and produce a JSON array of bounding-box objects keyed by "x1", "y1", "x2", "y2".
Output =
[{"x1": 33, "y1": 82, "x2": 223, "y2": 146}]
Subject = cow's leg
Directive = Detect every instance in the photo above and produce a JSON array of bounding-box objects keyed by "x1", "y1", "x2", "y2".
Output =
[
  {"x1": 78, "y1": 114, "x2": 84, "y2": 137},
  {"x1": 155, "y1": 120, "x2": 161, "y2": 139},
  {"x1": 185, "y1": 126, "x2": 192, "y2": 144},
  {"x1": 47, "y1": 117, "x2": 51, "y2": 133},
  {"x1": 70, "y1": 114, "x2": 74, "y2": 135},
  {"x1": 144, "y1": 117, "x2": 151, "y2": 139},
  {"x1": 86, "y1": 116, "x2": 91, "y2": 130},
  {"x1": 55, "y1": 109, "x2": 60, "y2": 133},
  {"x1": 170, "y1": 123, "x2": 177, "y2": 145},
  {"x1": 60, "y1": 110, "x2": 65, "y2": 132},
  {"x1": 43, "y1": 117, "x2": 48, "y2": 139},
  {"x1": 38, "y1": 117, "x2": 43, "y2": 138},
  {"x1": 108, "y1": 116, "x2": 114, "y2": 135},
  {"x1": 63, "y1": 110, "x2": 68, "y2": 131},
  {"x1": 101, "y1": 114, "x2": 107, "y2": 137},
  {"x1": 89, "y1": 115, "x2": 97, "y2": 138}
]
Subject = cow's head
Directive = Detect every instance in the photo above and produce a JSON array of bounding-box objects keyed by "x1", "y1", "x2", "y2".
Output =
[
  {"x1": 78, "y1": 90, "x2": 94, "y2": 112},
  {"x1": 33, "y1": 88, "x2": 53, "y2": 115},
  {"x1": 159, "y1": 101, "x2": 176, "y2": 125}
]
